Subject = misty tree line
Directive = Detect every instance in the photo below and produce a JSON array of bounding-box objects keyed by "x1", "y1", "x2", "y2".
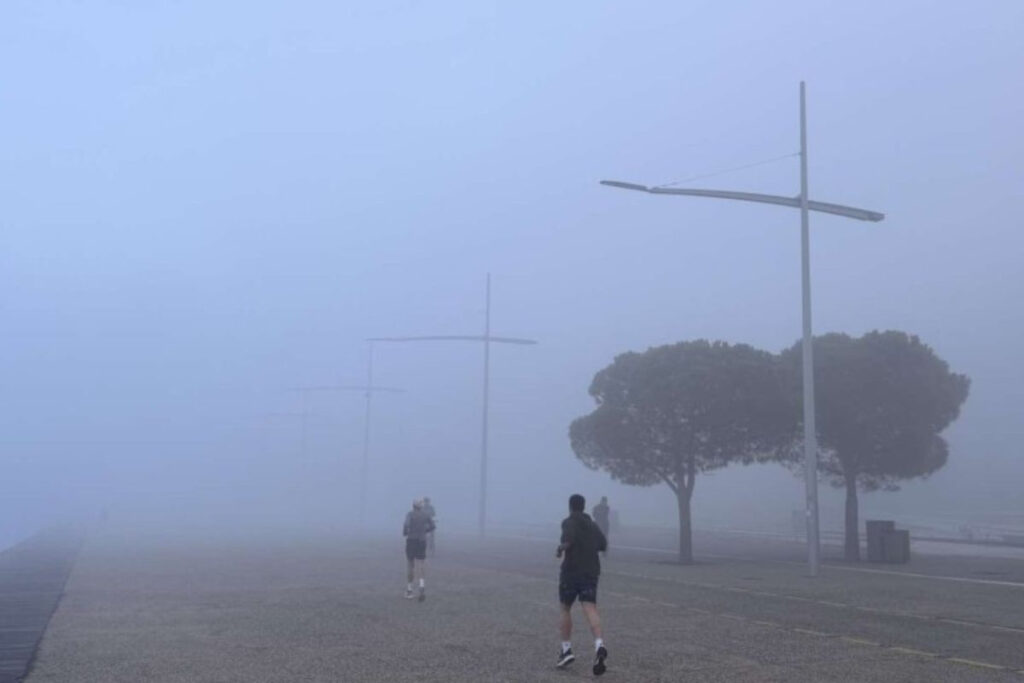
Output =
[{"x1": 569, "y1": 330, "x2": 970, "y2": 564}]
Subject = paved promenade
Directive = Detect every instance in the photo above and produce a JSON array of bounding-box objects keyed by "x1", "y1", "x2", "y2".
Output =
[{"x1": 19, "y1": 528, "x2": 1024, "y2": 682}]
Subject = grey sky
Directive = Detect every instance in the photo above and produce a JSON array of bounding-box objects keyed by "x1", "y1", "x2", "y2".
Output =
[{"x1": 2, "y1": 2, "x2": 1021, "y2": 545}]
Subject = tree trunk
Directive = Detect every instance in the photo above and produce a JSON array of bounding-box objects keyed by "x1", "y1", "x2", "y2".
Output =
[
  {"x1": 677, "y1": 489, "x2": 693, "y2": 564},
  {"x1": 844, "y1": 474, "x2": 860, "y2": 561}
]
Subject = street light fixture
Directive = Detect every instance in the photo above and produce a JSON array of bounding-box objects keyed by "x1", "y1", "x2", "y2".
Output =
[{"x1": 601, "y1": 82, "x2": 884, "y2": 577}]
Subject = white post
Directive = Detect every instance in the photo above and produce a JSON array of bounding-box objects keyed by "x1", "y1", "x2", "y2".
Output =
[
  {"x1": 299, "y1": 390, "x2": 309, "y2": 459},
  {"x1": 479, "y1": 274, "x2": 491, "y2": 537},
  {"x1": 360, "y1": 342, "x2": 374, "y2": 527},
  {"x1": 800, "y1": 81, "x2": 821, "y2": 577}
]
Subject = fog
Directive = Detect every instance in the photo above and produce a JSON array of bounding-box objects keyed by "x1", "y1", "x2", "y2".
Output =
[{"x1": 2, "y1": 2, "x2": 1022, "y2": 550}]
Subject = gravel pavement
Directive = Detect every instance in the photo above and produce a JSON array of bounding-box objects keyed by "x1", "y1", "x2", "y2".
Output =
[{"x1": 24, "y1": 529, "x2": 1024, "y2": 682}]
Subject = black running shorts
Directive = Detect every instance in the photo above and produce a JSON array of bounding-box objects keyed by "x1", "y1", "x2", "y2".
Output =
[
  {"x1": 558, "y1": 574, "x2": 598, "y2": 606},
  {"x1": 406, "y1": 538, "x2": 427, "y2": 561}
]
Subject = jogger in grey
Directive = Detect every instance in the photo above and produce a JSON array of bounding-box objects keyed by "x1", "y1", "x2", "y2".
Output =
[{"x1": 403, "y1": 499, "x2": 435, "y2": 602}]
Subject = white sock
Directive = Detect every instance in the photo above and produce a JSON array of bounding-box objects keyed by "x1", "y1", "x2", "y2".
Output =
[
  {"x1": 418, "y1": 578, "x2": 425, "y2": 588},
  {"x1": 595, "y1": 638, "x2": 604, "y2": 651},
  {"x1": 561, "y1": 641, "x2": 572, "y2": 654}
]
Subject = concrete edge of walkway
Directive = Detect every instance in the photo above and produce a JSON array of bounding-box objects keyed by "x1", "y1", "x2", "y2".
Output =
[{"x1": 0, "y1": 526, "x2": 85, "y2": 683}]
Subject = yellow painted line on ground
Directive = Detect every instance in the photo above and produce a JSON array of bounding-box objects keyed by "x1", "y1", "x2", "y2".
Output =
[
  {"x1": 604, "y1": 590, "x2": 638, "y2": 599},
  {"x1": 946, "y1": 657, "x2": 1008, "y2": 671},
  {"x1": 887, "y1": 647, "x2": 937, "y2": 658},
  {"x1": 839, "y1": 636, "x2": 880, "y2": 647},
  {"x1": 937, "y1": 617, "x2": 1024, "y2": 635},
  {"x1": 791, "y1": 627, "x2": 830, "y2": 637},
  {"x1": 749, "y1": 619, "x2": 782, "y2": 628},
  {"x1": 823, "y1": 563, "x2": 1024, "y2": 589}
]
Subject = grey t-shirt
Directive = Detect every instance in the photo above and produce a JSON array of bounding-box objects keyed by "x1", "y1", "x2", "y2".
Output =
[{"x1": 404, "y1": 509, "x2": 435, "y2": 541}]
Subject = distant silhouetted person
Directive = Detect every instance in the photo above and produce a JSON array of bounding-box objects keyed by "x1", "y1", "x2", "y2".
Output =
[
  {"x1": 422, "y1": 496, "x2": 437, "y2": 556},
  {"x1": 556, "y1": 493, "x2": 608, "y2": 675},
  {"x1": 592, "y1": 496, "x2": 610, "y2": 541},
  {"x1": 403, "y1": 499, "x2": 435, "y2": 602}
]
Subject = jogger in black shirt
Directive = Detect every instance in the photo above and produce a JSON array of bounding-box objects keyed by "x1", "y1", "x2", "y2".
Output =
[{"x1": 555, "y1": 494, "x2": 609, "y2": 676}]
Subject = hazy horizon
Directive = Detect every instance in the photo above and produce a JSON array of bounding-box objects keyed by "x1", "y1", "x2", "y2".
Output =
[{"x1": 2, "y1": 2, "x2": 1022, "y2": 550}]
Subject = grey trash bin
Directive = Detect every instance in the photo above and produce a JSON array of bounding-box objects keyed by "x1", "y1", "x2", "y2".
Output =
[
  {"x1": 883, "y1": 529, "x2": 910, "y2": 564},
  {"x1": 866, "y1": 520, "x2": 895, "y2": 563}
]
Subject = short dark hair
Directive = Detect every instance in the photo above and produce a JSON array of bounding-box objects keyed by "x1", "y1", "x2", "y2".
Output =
[{"x1": 569, "y1": 494, "x2": 585, "y2": 512}]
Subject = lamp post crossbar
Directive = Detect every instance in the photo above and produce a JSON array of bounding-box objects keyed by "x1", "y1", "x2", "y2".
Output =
[
  {"x1": 292, "y1": 385, "x2": 404, "y2": 394},
  {"x1": 369, "y1": 335, "x2": 537, "y2": 346},
  {"x1": 600, "y1": 182, "x2": 884, "y2": 223}
]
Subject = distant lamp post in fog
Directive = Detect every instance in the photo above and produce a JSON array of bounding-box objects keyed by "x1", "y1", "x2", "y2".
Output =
[
  {"x1": 291, "y1": 344, "x2": 405, "y2": 526},
  {"x1": 600, "y1": 82, "x2": 884, "y2": 577},
  {"x1": 370, "y1": 273, "x2": 538, "y2": 537}
]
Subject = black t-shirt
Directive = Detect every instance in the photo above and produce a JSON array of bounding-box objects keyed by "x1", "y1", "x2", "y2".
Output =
[{"x1": 560, "y1": 512, "x2": 607, "y2": 580}]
